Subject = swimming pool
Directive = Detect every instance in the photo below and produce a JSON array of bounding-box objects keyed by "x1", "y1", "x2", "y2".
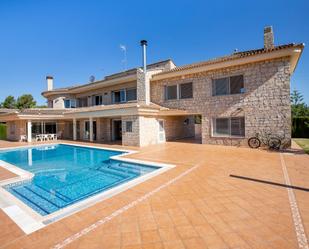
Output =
[{"x1": 0, "y1": 144, "x2": 160, "y2": 216}]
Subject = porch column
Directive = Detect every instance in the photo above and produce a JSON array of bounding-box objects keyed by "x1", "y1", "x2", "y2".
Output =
[
  {"x1": 73, "y1": 118, "x2": 77, "y2": 141},
  {"x1": 27, "y1": 121, "x2": 32, "y2": 143},
  {"x1": 41, "y1": 121, "x2": 44, "y2": 134},
  {"x1": 89, "y1": 117, "x2": 93, "y2": 142}
]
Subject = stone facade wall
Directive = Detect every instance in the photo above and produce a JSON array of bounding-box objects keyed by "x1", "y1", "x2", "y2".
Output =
[
  {"x1": 139, "y1": 116, "x2": 160, "y2": 146},
  {"x1": 121, "y1": 115, "x2": 196, "y2": 147},
  {"x1": 151, "y1": 58, "x2": 291, "y2": 147},
  {"x1": 6, "y1": 120, "x2": 26, "y2": 141},
  {"x1": 137, "y1": 69, "x2": 146, "y2": 104},
  {"x1": 121, "y1": 116, "x2": 140, "y2": 146},
  {"x1": 97, "y1": 118, "x2": 112, "y2": 142},
  {"x1": 163, "y1": 116, "x2": 195, "y2": 141},
  {"x1": 137, "y1": 68, "x2": 168, "y2": 105}
]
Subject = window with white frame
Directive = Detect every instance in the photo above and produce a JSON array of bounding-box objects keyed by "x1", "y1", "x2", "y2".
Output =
[
  {"x1": 212, "y1": 75, "x2": 244, "y2": 96},
  {"x1": 212, "y1": 117, "x2": 245, "y2": 137},
  {"x1": 126, "y1": 121, "x2": 133, "y2": 132}
]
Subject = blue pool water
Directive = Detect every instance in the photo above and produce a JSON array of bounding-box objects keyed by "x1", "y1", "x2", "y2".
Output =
[{"x1": 0, "y1": 144, "x2": 159, "y2": 216}]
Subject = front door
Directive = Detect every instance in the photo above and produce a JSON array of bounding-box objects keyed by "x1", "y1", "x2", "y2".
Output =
[{"x1": 113, "y1": 120, "x2": 122, "y2": 141}]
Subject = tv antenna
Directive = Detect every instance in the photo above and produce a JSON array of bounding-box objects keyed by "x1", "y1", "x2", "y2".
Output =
[{"x1": 120, "y1": 44, "x2": 127, "y2": 71}]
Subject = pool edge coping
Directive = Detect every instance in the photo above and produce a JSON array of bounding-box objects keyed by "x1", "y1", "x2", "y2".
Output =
[{"x1": 0, "y1": 142, "x2": 175, "y2": 234}]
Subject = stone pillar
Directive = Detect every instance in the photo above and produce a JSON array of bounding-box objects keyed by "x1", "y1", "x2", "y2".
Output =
[
  {"x1": 136, "y1": 69, "x2": 150, "y2": 105},
  {"x1": 73, "y1": 118, "x2": 77, "y2": 141},
  {"x1": 27, "y1": 121, "x2": 32, "y2": 143},
  {"x1": 89, "y1": 117, "x2": 93, "y2": 142}
]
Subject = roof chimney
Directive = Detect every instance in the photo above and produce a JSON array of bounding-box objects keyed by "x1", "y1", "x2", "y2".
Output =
[
  {"x1": 140, "y1": 40, "x2": 150, "y2": 105},
  {"x1": 264, "y1": 26, "x2": 274, "y2": 49},
  {"x1": 140, "y1": 40, "x2": 147, "y2": 74},
  {"x1": 46, "y1": 76, "x2": 53, "y2": 91}
]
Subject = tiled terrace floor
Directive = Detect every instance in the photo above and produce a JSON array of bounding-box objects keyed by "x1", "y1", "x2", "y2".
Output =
[{"x1": 0, "y1": 140, "x2": 308, "y2": 249}]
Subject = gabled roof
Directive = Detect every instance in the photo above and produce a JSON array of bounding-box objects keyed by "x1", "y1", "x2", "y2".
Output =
[{"x1": 153, "y1": 43, "x2": 304, "y2": 80}]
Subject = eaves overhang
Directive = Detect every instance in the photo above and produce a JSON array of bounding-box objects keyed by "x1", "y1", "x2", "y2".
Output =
[
  {"x1": 42, "y1": 73, "x2": 137, "y2": 98},
  {"x1": 152, "y1": 44, "x2": 305, "y2": 81}
]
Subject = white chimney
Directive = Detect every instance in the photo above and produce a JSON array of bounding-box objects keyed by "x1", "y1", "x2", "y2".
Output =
[
  {"x1": 46, "y1": 76, "x2": 53, "y2": 91},
  {"x1": 264, "y1": 26, "x2": 274, "y2": 49},
  {"x1": 140, "y1": 40, "x2": 150, "y2": 105}
]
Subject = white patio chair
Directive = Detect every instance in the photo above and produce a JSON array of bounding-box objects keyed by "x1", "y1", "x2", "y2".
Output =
[
  {"x1": 20, "y1": 135, "x2": 27, "y2": 142},
  {"x1": 36, "y1": 135, "x2": 42, "y2": 142}
]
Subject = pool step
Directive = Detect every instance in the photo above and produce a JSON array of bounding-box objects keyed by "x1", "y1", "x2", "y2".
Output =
[
  {"x1": 95, "y1": 165, "x2": 136, "y2": 179},
  {"x1": 24, "y1": 185, "x2": 70, "y2": 207},
  {"x1": 108, "y1": 164, "x2": 144, "y2": 175},
  {"x1": 11, "y1": 186, "x2": 59, "y2": 215}
]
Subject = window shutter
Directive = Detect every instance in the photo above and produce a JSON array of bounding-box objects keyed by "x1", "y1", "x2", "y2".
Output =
[
  {"x1": 231, "y1": 117, "x2": 245, "y2": 136},
  {"x1": 214, "y1": 118, "x2": 229, "y2": 136},
  {"x1": 126, "y1": 121, "x2": 133, "y2": 132},
  {"x1": 230, "y1": 75, "x2": 244, "y2": 94},
  {"x1": 180, "y1": 83, "x2": 193, "y2": 99},
  {"x1": 126, "y1": 88, "x2": 137, "y2": 101},
  {"x1": 166, "y1": 85, "x2": 177, "y2": 100},
  {"x1": 213, "y1": 77, "x2": 229, "y2": 96},
  {"x1": 120, "y1": 89, "x2": 126, "y2": 102}
]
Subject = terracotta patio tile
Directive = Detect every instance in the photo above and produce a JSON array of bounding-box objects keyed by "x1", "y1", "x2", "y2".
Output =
[
  {"x1": 158, "y1": 228, "x2": 180, "y2": 242},
  {"x1": 121, "y1": 231, "x2": 142, "y2": 246},
  {"x1": 162, "y1": 240, "x2": 186, "y2": 249},
  {"x1": 182, "y1": 237, "x2": 209, "y2": 249},
  {"x1": 175, "y1": 225, "x2": 199, "y2": 239},
  {"x1": 0, "y1": 140, "x2": 308, "y2": 249},
  {"x1": 201, "y1": 234, "x2": 228, "y2": 249},
  {"x1": 141, "y1": 230, "x2": 161, "y2": 244},
  {"x1": 142, "y1": 242, "x2": 164, "y2": 249}
]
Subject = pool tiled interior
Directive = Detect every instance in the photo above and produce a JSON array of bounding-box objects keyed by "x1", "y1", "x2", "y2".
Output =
[{"x1": 0, "y1": 140, "x2": 308, "y2": 249}]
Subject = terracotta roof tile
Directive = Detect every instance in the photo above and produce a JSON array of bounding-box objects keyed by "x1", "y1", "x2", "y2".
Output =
[{"x1": 155, "y1": 43, "x2": 304, "y2": 76}]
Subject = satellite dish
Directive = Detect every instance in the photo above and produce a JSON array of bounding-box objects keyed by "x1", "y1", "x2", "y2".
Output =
[{"x1": 89, "y1": 75, "x2": 95, "y2": 83}]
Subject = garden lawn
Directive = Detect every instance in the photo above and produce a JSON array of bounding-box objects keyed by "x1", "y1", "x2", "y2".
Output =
[{"x1": 294, "y1": 138, "x2": 309, "y2": 154}]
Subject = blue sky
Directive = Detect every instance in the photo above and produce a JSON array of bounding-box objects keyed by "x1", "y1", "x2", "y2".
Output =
[{"x1": 0, "y1": 0, "x2": 308, "y2": 105}]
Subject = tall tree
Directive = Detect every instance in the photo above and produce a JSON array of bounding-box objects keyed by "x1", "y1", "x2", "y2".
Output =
[
  {"x1": 291, "y1": 89, "x2": 304, "y2": 105},
  {"x1": 16, "y1": 94, "x2": 36, "y2": 110},
  {"x1": 1, "y1": 95, "x2": 16, "y2": 109},
  {"x1": 290, "y1": 89, "x2": 309, "y2": 117}
]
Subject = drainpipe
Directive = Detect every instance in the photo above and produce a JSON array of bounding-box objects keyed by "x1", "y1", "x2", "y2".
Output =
[{"x1": 140, "y1": 40, "x2": 150, "y2": 105}]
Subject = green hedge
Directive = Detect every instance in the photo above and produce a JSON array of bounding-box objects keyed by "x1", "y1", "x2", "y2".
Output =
[
  {"x1": 292, "y1": 117, "x2": 309, "y2": 138},
  {"x1": 0, "y1": 123, "x2": 6, "y2": 140}
]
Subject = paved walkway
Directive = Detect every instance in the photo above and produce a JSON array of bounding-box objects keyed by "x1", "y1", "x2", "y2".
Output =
[{"x1": 0, "y1": 140, "x2": 308, "y2": 249}]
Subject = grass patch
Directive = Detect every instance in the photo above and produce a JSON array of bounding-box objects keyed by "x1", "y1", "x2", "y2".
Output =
[
  {"x1": 0, "y1": 123, "x2": 6, "y2": 140},
  {"x1": 294, "y1": 139, "x2": 309, "y2": 154}
]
